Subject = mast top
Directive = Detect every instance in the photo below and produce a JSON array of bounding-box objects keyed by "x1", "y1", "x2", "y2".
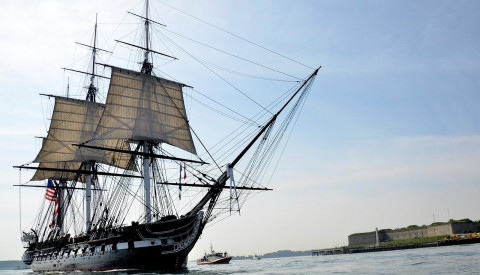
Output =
[
  {"x1": 141, "y1": 0, "x2": 152, "y2": 74},
  {"x1": 86, "y1": 14, "x2": 99, "y2": 102}
]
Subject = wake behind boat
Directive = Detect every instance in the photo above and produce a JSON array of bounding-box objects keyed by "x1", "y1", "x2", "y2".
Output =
[{"x1": 14, "y1": 0, "x2": 319, "y2": 272}]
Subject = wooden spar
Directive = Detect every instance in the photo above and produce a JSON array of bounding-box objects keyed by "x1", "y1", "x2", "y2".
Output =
[
  {"x1": 127, "y1": 11, "x2": 166, "y2": 26},
  {"x1": 114, "y1": 40, "x2": 178, "y2": 60},
  {"x1": 75, "y1": 42, "x2": 113, "y2": 53},
  {"x1": 95, "y1": 63, "x2": 194, "y2": 88},
  {"x1": 73, "y1": 144, "x2": 207, "y2": 165},
  {"x1": 229, "y1": 66, "x2": 320, "y2": 168},
  {"x1": 12, "y1": 165, "x2": 143, "y2": 178},
  {"x1": 13, "y1": 184, "x2": 105, "y2": 191},
  {"x1": 61, "y1": 68, "x2": 110, "y2": 79},
  {"x1": 158, "y1": 181, "x2": 272, "y2": 191}
]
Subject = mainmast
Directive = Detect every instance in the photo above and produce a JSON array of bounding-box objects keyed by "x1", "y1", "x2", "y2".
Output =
[
  {"x1": 85, "y1": 15, "x2": 99, "y2": 232},
  {"x1": 142, "y1": 0, "x2": 152, "y2": 223}
]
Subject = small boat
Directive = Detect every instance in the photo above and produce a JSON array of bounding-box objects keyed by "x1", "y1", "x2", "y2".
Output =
[
  {"x1": 252, "y1": 254, "x2": 261, "y2": 260},
  {"x1": 197, "y1": 245, "x2": 232, "y2": 265}
]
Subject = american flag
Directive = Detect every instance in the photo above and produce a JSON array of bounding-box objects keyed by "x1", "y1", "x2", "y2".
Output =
[
  {"x1": 46, "y1": 179, "x2": 58, "y2": 227},
  {"x1": 45, "y1": 179, "x2": 56, "y2": 201}
]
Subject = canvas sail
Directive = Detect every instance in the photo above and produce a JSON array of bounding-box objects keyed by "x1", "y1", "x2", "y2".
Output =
[
  {"x1": 92, "y1": 67, "x2": 197, "y2": 154},
  {"x1": 33, "y1": 96, "x2": 133, "y2": 170},
  {"x1": 31, "y1": 161, "x2": 85, "y2": 182}
]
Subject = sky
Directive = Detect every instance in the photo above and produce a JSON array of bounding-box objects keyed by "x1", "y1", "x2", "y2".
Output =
[{"x1": 1, "y1": 0, "x2": 480, "y2": 262}]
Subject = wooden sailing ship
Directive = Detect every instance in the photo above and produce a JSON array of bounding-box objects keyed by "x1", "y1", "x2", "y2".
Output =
[{"x1": 15, "y1": 1, "x2": 319, "y2": 272}]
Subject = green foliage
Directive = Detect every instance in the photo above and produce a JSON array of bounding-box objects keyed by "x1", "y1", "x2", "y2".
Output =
[
  {"x1": 379, "y1": 235, "x2": 448, "y2": 246},
  {"x1": 453, "y1": 218, "x2": 473, "y2": 223}
]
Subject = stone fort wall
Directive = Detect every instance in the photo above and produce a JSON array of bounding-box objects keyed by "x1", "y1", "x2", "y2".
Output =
[{"x1": 348, "y1": 222, "x2": 478, "y2": 246}]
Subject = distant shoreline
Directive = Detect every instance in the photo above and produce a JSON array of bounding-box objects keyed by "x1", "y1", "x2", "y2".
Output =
[
  {"x1": 232, "y1": 249, "x2": 311, "y2": 260},
  {"x1": 313, "y1": 236, "x2": 480, "y2": 256},
  {"x1": 0, "y1": 260, "x2": 29, "y2": 271}
]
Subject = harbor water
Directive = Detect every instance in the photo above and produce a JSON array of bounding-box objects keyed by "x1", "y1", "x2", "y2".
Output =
[{"x1": 2, "y1": 243, "x2": 480, "y2": 274}]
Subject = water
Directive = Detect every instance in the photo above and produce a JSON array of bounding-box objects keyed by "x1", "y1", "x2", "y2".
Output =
[{"x1": 2, "y1": 244, "x2": 480, "y2": 274}]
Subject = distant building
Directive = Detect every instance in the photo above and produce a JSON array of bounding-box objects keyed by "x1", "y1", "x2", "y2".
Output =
[{"x1": 348, "y1": 221, "x2": 479, "y2": 246}]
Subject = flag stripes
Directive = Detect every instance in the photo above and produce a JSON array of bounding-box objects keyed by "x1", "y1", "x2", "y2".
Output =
[{"x1": 45, "y1": 179, "x2": 56, "y2": 201}]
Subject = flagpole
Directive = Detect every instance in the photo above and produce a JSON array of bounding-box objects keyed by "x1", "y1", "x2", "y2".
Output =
[
  {"x1": 179, "y1": 163, "x2": 182, "y2": 200},
  {"x1": 18, "y1": 169, "x2": 22, "y2": 237}
]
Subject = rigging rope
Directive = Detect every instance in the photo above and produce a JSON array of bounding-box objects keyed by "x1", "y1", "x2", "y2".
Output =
[
  {"x1": 157, "y1": 0, "x2": 315, "y2": 70},
  {"x1": 152, "y1": 29, "x2": 272, "y2": 115},
  {"x1": 266, "y1": 77, "x2": 314, "y2": 187},
  {"x1": 159, "y1": 27, "x2": 302, "y2": 81},
  {"x1": 154, "y1": 70, "x2": 262, "y2": 127}
]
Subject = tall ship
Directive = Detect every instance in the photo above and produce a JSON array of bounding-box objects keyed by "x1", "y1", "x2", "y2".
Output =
[{"x1": 15, "y1": 1, "x2": 319, "y2": 272}]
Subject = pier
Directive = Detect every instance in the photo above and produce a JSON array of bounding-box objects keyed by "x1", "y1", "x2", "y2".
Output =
[{"x1": 312, "y1": 247, "x2": 348, "y2": 256}]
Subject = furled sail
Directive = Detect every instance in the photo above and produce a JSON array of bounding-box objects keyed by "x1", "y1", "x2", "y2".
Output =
[
  {"x1": 33, "y1": 96, "x2": 133, "y2": 170},
  {"x1": 92, "y1": 67, "x2": 196, "y2": 154},
  {"x1": 31, "y1": 162, "x2": 85, "y2": 182}
]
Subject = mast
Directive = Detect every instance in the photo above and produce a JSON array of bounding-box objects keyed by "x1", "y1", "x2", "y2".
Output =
[
  {"x1": 86, "y1": 14, "x2": 98, "y2": 102},
  {"x1": 143, "y1": 144, "x2": 151, "y2": 223},
  {"x1": 85, "y1": 15, "x2": 99, "y2": 232},
  {"x1": 85, "y1": 163, "x2": 92, "y2": 232},
  {"x1": 58, "y1": 180, "x2": 66, "y2": 235},
  {"x1": 142, "y1": 0, "x2": 152, "y2": 223},
  {"x1": 141, "y1": 0, "x2": 153, "y2": 75}
]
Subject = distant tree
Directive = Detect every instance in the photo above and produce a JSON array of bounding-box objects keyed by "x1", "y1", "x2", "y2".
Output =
[{"x1": 454, "y1": 218, "x2": 473, "y2": 223}]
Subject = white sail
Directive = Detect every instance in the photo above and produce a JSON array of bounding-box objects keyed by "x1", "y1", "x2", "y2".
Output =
[
  {"x1": 93, "y1": 67, "x2": 197, "y2": 154},
  {"x1": 31, "y1": 161, "x2": 85, "y2": 182},
  {"x1": 33, "y1": 96, "x2": 133, "y2": 170}
]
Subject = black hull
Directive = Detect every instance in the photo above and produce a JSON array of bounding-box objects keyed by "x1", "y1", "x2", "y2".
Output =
[
  {"x1": 30, "y1": 241, "x2": 192, "y2": 272},
  {"x1": 24, "y1": 212, "x2": 204, "y2": 272}
]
